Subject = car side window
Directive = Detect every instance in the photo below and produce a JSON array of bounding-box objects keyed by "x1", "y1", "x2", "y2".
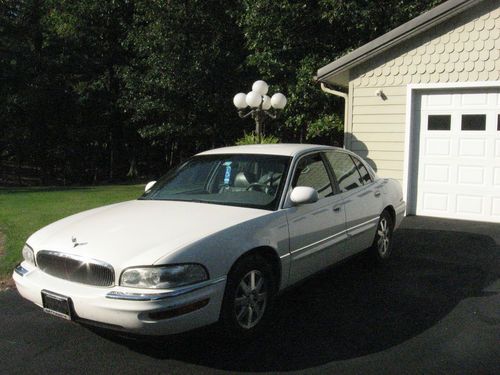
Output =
[
  {"x1": 292, "y1": 154, "x2": 333, "y2": 199},
  {"x1": 351, "y1": 156, "x2": 373, "y2": 184},
  {"x1": 325, "y1": 152, "x2": 363, "y2": 192}
]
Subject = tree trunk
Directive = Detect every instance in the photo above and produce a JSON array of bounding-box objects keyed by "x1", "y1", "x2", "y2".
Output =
[
  {"x1": 126, "y1": 156, "x2": 138, "y2": 178},
  {"x1": 109, "y1": 131, "x2": 114, "y2": 181}
]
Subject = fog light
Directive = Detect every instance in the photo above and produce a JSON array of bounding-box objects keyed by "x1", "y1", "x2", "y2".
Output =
[{"x1": 148, "y1": 299, "x2": 209, "y2": 320}]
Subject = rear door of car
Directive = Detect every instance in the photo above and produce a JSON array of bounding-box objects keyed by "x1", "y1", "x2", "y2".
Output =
[
  {"x1": 284, "y1": 152, "x2": 347, "y2": 285},
  {"x1": 324, "y1": 151, "x2": 382, "y2": 256}
]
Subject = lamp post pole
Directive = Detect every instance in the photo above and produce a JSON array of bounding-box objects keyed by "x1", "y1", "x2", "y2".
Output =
[
  {"x1": 253, "y1": 106, "x2": 262, "y2": 143},
  {"x1": 233, "y1": 80, "x2": 287, "y2": 143}
]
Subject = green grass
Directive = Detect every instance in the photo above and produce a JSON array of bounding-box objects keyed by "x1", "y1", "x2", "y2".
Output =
[{"x1": 0, "y1": 184, "x2": 144, "y2": 278}]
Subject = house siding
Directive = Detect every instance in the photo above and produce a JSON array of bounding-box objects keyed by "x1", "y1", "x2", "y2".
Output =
[{"x1": 346, "y1": 1, "x2": 499, "y2": 183}]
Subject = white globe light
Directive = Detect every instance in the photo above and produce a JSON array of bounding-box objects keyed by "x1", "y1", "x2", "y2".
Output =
[
  {"x1": 233, "y1": 93, "x2": 247, "y2": 109},
  {"x1": 252, "y1": 80, "x2": 269, "y2": 96},
  {"x1": 262, "y1": 95, "x2": 271, "y2": 110},
  {"x1": 246, "y1": 91, "x2": 262, "y2": 108},
  {"x1": 271, "y1": 93, "x2": 287, "y2": 109}
]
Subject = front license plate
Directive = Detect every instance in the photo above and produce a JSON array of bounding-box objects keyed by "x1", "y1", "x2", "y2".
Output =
[{"x1": 41, "y1": 290, "x2": 73, "y2": 320}]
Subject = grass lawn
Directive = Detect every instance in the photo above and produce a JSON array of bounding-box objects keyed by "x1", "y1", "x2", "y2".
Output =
[{"x1": 0, "y1": 184, "x2": 144, "y2": 280}]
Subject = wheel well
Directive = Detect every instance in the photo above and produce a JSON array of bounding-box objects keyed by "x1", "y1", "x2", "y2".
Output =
[
  {"x1": 230, "y1": 247, "x2": 282, "y2": 290},
  {"x1": 383, "y1": 205, "x2": 396, "y2": 228}
]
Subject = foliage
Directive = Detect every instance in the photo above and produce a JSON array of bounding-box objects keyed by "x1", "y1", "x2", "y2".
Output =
[
  {"x1": 235, "y1": 132, "x2": 280, "y2": 145},
  {"x1": 0, "y1": 184, "x2": 144, "y2": 278},
  {"x1": 235, "y1": 0, "x2": 443, "y2": 144},
  {"x1": 0, "y1": 0, "x2": 444, "y2": 185},
  {"x1": 120, "y1": 0, "x2": 248, "y2": 166}
]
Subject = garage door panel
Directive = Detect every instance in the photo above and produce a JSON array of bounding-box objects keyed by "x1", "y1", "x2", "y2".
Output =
[
  {"x1": 424, "y1": 165, "x2": 450, "y2": 183},
  {"x1": 461, "y1": 93, "x2": 488, "y2": 105},
  {"x1": 457, "y1": 166, "x2": 485, "y2": 185},
  {"x1": 492, "y1": 198, "x2": 500, "y2": 217},
  {"x1": 495, "y1": 140, "x2": 500, "y2": 157},
  {"x1": 422, "y1": 192, "x2": 449, "y2": 211},
  {"x1": 458, "y1": 139, "x2": 487, "y2": 157},
  {"x1": 415, "y1": 89, "x2": 500, "y2": 223},
  {"x1": 425, "y1": 93, "x2": 453, "y2": 107},
  {"x1": 493, "y1": 168, "x2": 500, "y2": 185},
  {"x1": 425, "y1": 138, "x2": 451, "y2": 156},
  {"x1": 456, "y1": 195, "x2": 484, "y2": 215}
]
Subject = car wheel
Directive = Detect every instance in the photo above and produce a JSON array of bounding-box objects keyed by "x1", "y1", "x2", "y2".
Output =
[
  {"x1": 220, "y1": 254, "x2": 275, "y2": 339},
  {"x1": 370, "y1": 210, "x2": 394, "y2": 262}
]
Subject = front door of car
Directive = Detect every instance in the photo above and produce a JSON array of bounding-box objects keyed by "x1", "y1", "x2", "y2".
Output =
[
  {"x1": 285, "y1": 153, "x2": 347, "y2": 285},
  {"x1": 324, "y1": 151, "x2": 383, "y2": 256}
]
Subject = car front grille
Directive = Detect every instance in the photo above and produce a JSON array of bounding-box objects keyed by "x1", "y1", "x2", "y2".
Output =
[{"x1": 36, "y1": 250, "x2": 114, "y2": 287}]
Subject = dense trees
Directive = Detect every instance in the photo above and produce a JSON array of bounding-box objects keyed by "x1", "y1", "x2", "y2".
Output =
[{"x1": 0, "y1": 0, "x2": 442, "y2": 185}]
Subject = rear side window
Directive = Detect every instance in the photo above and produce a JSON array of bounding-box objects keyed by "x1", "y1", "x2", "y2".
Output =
[
  {"x1": 351, "y1": 156, "x2": 372, "y2": 184},
  {"x1": 324, "y1": 152, "x2": 363, "y2": 192},
  {"x1": 292, "y1": 154, "x2": 333, "y2": 199}
]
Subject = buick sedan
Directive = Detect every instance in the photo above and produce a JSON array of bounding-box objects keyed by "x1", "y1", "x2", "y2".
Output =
[{"x1": 14, "y1": 144, "x2": 405, "y2": 338}]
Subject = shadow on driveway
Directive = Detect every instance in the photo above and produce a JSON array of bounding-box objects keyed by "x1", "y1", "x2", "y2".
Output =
[{"x1": 96, "y1": 217, "x2": 500, "y2": 372}]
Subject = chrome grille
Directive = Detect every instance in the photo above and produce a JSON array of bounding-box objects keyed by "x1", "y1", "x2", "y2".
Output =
[{"x1": 36, "y1": 251, "x2": 114, "y2": 287}]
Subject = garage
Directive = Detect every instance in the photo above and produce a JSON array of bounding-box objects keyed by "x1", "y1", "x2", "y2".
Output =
[
  {"x1": 316, "y1": 0, "x2": 499, "y2": 223},
  {"x1": 415, "y1": 89, "x2": 500, "y2": 222}
]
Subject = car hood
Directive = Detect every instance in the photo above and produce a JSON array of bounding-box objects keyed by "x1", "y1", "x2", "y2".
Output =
[{"x1": 27, "y1": 199, "x2": 270, "y2": 269}]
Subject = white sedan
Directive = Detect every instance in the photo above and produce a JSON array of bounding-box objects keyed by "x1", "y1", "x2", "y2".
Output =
[{"x1": 14, "y1": 144, "x2": 405, "y2": 338}]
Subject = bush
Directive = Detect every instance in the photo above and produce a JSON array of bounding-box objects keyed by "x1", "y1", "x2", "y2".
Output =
[{"x1": 235, "y1": 132, "x2": 280, "y2": 145}]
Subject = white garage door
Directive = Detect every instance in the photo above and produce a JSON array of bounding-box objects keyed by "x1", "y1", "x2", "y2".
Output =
[{"x1": 416, "y1": 89, "x2": 500, "y2": 223}]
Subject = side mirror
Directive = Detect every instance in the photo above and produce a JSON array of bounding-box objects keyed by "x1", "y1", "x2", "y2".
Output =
[
  {"x1": 145, "y1": 181, "x2": 157, "y2": 192},
  {"x1": 290, "y1": 186, "x2": 319, "y2": 205}
]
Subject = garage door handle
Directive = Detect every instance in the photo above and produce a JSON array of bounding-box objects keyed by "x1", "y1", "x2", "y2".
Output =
[
  {"x1": 374, "y1": 191, "x2": 381, "y2": 197},
  {"x1": 333, "y1": 206, "x2": 342, "y2": 213}
]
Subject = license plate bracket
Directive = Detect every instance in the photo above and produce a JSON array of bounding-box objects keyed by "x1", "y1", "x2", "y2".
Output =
[{"x1": 41, "y1": 290, "x2": 73, "y2": 320}]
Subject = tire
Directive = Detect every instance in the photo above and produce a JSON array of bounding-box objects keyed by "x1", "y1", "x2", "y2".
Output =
[
  {"x1": 220, "y1": 254, "x2": 276, "y2": 340},
  {"x1": 369, "y1": 210, "x2": 394, "y2": 262}
]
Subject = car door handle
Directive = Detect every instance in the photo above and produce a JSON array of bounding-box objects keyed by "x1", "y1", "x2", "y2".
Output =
[
  {"x1": 374, "y1": 191, "x2": 381, "y2": 197},
  {"x1": 333, "y1": 206, "x2": 342, "y2": 212}
]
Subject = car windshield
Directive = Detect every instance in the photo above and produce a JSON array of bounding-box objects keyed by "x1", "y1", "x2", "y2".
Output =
[{"x1": 140, "y1": 154, "x2": 291, "y2": 210}]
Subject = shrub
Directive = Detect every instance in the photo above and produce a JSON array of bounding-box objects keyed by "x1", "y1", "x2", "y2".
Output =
[{"x1": 235, "y1": 132, "x2": 280, "y2": 145}]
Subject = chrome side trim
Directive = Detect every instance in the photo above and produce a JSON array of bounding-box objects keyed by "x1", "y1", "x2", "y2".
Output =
[
  {"x1": 346, "y1": 217, "x2": 379, "y2": 235},
  {"x1": 289, "y1": 216, "x2": 379, "y2": 257},
  {"x1": 14, "y1": 264, "x2": 29, "y2": 277},
  {"x1": 106, "y1": 276, "x2": 227, "y2": 301},
  {"x1": 291, "y1": 230, "x2": 347, "y2": 255}
]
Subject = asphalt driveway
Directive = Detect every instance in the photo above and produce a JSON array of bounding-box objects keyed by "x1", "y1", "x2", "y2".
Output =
[{"x1": 0, "y1": 216, "x2": 499, "y2": 374}]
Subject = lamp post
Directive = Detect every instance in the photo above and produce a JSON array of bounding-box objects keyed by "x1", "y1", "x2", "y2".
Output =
[{"x1": 233, "y1": 80, "x2": 287, "y2": 143}]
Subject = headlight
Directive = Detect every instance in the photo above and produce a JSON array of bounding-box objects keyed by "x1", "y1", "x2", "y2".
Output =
[
  {"x1": 120, "y1": 264, "x2": 208, "y2": 289},
  {"x1": 22, "y1": 244, "x2": 36, "y2": 266}
]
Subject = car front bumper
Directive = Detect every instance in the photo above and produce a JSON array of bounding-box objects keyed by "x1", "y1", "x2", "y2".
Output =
[{"x1": 13, "y1": 262, "x2": 226, "y2": 335}]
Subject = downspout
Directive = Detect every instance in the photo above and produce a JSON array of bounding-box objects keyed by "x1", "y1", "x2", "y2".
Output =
[{"x1": 320, "y1": 83, "x2": 349, "y2": 148}]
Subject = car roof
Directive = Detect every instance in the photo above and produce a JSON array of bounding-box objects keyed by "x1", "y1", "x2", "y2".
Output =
[{"x1": 196, "y1": 143, "x2": 342, "y2": 157}]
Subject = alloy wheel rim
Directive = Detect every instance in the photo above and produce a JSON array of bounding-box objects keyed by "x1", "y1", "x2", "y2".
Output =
[
  {"x1": 234, "y1": 270, "x2": 268, "y2": 329},
  {"x1": 377, "y1": 217, "x2": 391, "y2": 257}
]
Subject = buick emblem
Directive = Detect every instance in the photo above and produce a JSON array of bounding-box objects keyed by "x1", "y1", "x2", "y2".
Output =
[{"x1": 72, "y1": 236, "x2": 88, "y2": 248}]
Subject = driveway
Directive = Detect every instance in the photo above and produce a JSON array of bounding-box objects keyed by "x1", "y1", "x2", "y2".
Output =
[{"x1": 0, "y1": 216, "x2": 499, "y2": 374}]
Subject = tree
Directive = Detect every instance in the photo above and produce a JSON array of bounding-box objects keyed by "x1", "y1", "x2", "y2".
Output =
[
  {"x1": 44, "y1": 0, "x2": 136, "y2": 180},
  {"x1": 0, "y1": 0, "x2": 78, "y2": 184},
  {"x1": 236, "y1": 0, "x2": 444, "y2": 144},
  {"x1": 0, "y1": 0, "x2": 445, "y2": 185},
  {"x1": 120, "y1": 0, "x2": 249, "y2": 171}
]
